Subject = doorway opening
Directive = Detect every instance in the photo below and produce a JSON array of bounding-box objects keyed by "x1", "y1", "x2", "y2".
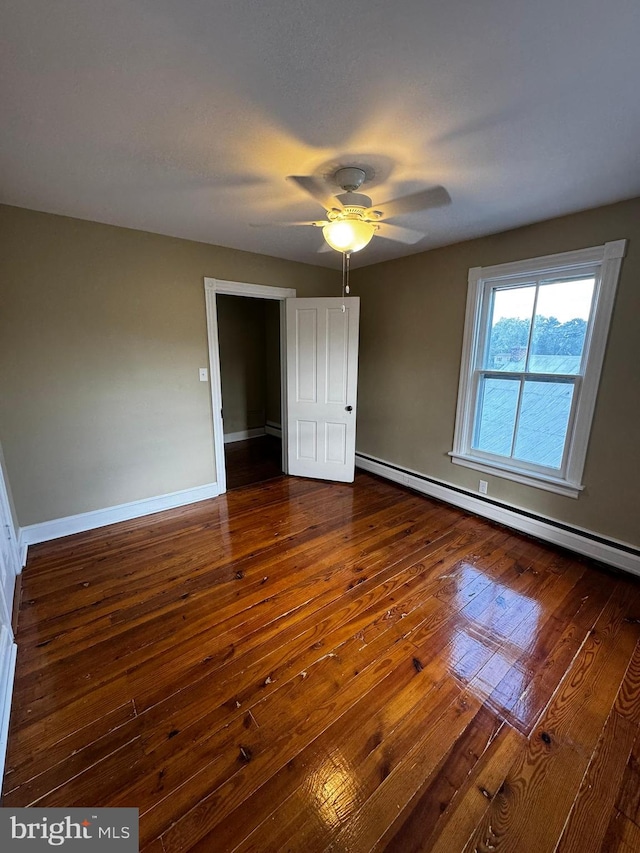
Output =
[
  {"x1": 204, "y1": 279, "x2": 296, "y2": 494},
  {"x1": 224, "y1": 433, "x2": 282, "y2": 491},
  {"x1": 218, "y1": 294, "x2": 282, "y2": 489}
]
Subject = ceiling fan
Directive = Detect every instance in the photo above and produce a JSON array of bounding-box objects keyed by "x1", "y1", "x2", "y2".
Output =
[{"x1": 282, "y1": 166, "x2": 451, "y2": 254}]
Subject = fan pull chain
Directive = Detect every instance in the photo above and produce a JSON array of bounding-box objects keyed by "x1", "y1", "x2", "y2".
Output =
[{"x1": 341, "y1": 251, "x2": 351, "y2": 311}]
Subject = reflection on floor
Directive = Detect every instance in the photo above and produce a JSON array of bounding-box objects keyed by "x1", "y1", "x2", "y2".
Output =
[
  {"x1": 224, "y1": 434, "x2": 282, "y2": 490},
  {"x1": 5, "y1": 473, "x2": 640, "y2": 852}
]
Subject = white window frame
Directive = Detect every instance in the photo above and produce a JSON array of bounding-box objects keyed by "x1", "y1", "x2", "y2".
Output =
[{"x1": 450, "y1": 240, "x2": 626, "y2": 498}]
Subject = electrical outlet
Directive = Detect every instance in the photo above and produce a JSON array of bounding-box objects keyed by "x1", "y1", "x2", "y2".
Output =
[
  {"x1": 199, "y1": 368, "x2": 208, "y2": 382},
  {"x1": 479, "y1": 480, "x2": 488, "y2": 495}
]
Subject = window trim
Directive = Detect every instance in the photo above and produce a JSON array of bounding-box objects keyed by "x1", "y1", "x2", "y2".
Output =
[{"x1": 450, "y1": 240, "x2": 626, "y2": 498}]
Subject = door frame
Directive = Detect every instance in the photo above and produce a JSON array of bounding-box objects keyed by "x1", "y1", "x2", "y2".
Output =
[
  {"x1": 0, "y1": 453, "x2": 19, "y2": 628},
  {"x1": 204, "y1": 278, "x2": 296, "y2": 494}
]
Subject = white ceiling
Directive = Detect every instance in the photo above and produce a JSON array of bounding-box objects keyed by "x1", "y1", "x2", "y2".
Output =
[{"x1": 2, "y1": 0, "x2": 640, "y2": 269}]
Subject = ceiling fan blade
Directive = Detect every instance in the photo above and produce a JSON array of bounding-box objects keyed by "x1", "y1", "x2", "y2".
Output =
[
  {"x1": 370, "y1": 185, "x2": 451, "y2": 219},
  {"x1": 250, "y1": 220, "x2": 329, "y2": 228},
  {"x1": 287, "y1": 176, "x2": 343, "y2": 211},
  {"x1": 375, "y1": 223, "x2": 427, "y2": 245}
]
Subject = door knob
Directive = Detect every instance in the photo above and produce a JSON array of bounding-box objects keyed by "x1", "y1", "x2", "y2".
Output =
[{"x1": 345, "y1": 405, "x2": 353, "y2": 412}]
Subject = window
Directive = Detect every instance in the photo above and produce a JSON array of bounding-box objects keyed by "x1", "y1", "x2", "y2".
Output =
[{"x1": 450, "y1": 241, "x2": 626, "y2": 497}]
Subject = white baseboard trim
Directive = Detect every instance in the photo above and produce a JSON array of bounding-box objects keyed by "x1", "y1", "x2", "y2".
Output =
[
  {"x1": 19, "y1": 543, "x2": 27, "y2": 570},
  {"x1": 19, "y1": 481, "x2": 221, "y2": 548},
  {"x1": 224, "y1": 428, "x2": 266, "y2": 444},
  {"x1": 265, "y1": 422, "x2": 282, "y2": 438},
  {"x1": 0, "y1": 638, "x2": 17, "y2": 792},
  {"x1": 355, "y1": 452, "x2": 640, "y2": 576}
]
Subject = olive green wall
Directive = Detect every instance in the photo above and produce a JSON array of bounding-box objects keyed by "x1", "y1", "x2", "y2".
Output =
[
  {"x1": 0, "y1": 205, "x2": 338, "y2": 525},
  {"x1": 352, "y1": 196, "x2": 640, "y2": 546}
]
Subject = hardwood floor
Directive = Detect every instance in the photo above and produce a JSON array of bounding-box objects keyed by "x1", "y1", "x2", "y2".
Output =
[
  {"x1": 4, "y1": 472, "x2": 640, "y2": 852},
  {"x1": 225, "y1": 435, "x2": 283, "y2": 490}
]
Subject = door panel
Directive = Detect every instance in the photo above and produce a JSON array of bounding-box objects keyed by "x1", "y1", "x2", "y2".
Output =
[
  {"x1": 326, "y1": 308, "x2": 349, "y2": 404},
  {"x1": 326, "y1": 422, "x2": 347, "y2": 464},
  {"x1": 295, "y1": 309, "x2": 318, "y2": 402},
  {"x1": 286, "y1": 297, "x2": 360, "y2": 482},
  {"x1": 297, "y1": 420, "x2": 318, "y2": 460}
]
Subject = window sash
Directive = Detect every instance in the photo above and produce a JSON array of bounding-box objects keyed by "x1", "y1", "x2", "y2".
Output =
[
  {"x1": 477, "y1": 266, "x2": 600, "y2": 374},
  {"x1": 469, "y1": 370, "x2": 581, "y2": 478}
]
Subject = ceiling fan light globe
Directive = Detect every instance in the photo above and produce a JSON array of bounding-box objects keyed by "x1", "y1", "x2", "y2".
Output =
[{"x1": 322, "y1": 219, "x2": 375, "y2": 253}]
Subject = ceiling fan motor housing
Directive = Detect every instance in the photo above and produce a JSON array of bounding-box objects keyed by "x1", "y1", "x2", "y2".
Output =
[
  {"x1": 334, "y1": 191, "x2": 373, "y2": 214},
  {"x1": 334, "y1": 167, "x2": 367, "y2": 192}
]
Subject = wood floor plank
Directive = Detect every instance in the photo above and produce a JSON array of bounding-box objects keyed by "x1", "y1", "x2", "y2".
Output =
[
  {"x1": 317, "y1": 692, "x2": 483, "y2": 853},
  {"x1": 6, "y1": 513, "x2": 467, "y2": 790},
  {"x1": 6, "y1": 678, "x2": 133, "y2": 769},
  {"x1": 15, "y1": 489, "x2": 449, "y2": 677},
  {"x1": 463, "y1": 562, "x2": 601, "y2": 733},
  {"x1": 615, "y1": 638, "x2": 640, "y2": 725},
  {"x1": 200, "y1": 650, "x2": 465, "y2": 853},
  {"x1": 3, "y1": 711, "x2": 144, "y2": 804},
  {"x1": 194, "y1": 553, "x2": 546, "y2": 853},
  {"x1": 13, "y1": 495, "x2": 451, "y2": 726},
  {"x1": 16, "y1": 479, "x2": 394, "y2": 643},
  {"x1": 139, "y1": 841, "x2": 164, "y2": 853},
  {"x1": 556, "y1": 710, "x2": 637, "y2": 852},
  {"x1": 425, "y1": 723, "x2": 526, "y2": 853},
  {"x1": 15, "y1": 484, "x2": 410, "y2": 666},
  {"x1": 157, "y1": 567, "x2": 516, "y2": 850},
  {"x1": 4, "y1": 471, "x2": 639, "y2": 853},
  {"x1": 143, "y1": 624, "x2": 460, "y2": 847},
  {"x1": 614, "y1": 733, "x2": 640, "y2": 827},
  {"x1": 374, "y1": 705, "x2": 505, "y2": 852},
  {"x1": 461, "y1": 583, "x2": 640, "y2": 853},
  {"x1": 600, "y1": 810, "x2": 640, "y2": 853},
  {"x1": 2, "y1": 700, "x2": 136, "y2": 795}
]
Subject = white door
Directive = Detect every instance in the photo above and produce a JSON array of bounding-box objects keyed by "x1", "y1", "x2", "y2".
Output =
[{"x1": 286, "y1": 297, "x2": 360, "y2": 482}]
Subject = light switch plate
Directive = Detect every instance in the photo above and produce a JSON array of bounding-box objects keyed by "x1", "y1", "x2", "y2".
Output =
[{"x1": 199, "y1": 368, "x2": 208, "y2": 382}]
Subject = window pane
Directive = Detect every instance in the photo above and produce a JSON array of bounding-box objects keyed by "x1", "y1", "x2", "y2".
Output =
[
  {"x1": 473, "y1": 375, "x2": 520, "y2": 457},
  {"x1": 528, "y1": 278, "x2": 595, "y2": 374},
  {"x1": 485, "y1": 285, "x2": 535, "y2": 371},
  {"x1": 513, "y1": 380, "x2": 574, "y2": 469}
]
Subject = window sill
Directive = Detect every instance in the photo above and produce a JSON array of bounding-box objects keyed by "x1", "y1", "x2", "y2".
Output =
[{"x1": 448, "y1": 452, "x2": 584, "y2": 498}]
